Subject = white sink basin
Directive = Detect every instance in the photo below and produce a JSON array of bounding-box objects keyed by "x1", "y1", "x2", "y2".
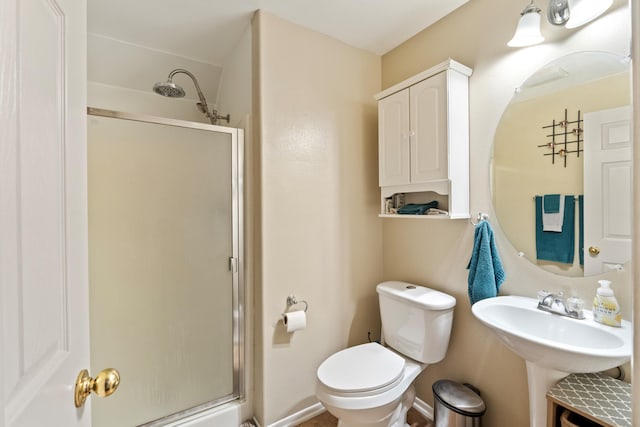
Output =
[
  {"x1": 472, "y1": 295, "x2": 631, "y2": 373},
  {"x1": 472, "y1": 295, "x2": 632, "y2": 427}
]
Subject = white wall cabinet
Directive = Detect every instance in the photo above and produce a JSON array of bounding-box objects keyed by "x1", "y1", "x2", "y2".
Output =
[{"x1": 376, "y1": 59, "x2": 472, "y2": 219}]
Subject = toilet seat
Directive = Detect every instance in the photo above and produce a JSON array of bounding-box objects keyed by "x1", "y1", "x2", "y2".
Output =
[{"x1": 317, "y1": 343, "x2": 405, "y2": 395}]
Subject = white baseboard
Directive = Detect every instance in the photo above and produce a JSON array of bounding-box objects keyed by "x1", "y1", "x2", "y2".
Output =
[
  {"x1": 266, "y1": 402, "x2": 325, "y2": 427},
  {"x1": 266, "y1": 398, "x2": 434, "y2": 426},
  {"x1": 412, "y1": 396, "x2": 434, "y2": 422}
]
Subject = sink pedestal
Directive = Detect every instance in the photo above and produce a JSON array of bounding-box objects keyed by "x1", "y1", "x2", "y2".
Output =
[
  {"x1": 472, "y1": 296, "x2": 632, "y2": 427},
  {"x1": 525, "y1": 361, "x2": 569, "y2": 427}
]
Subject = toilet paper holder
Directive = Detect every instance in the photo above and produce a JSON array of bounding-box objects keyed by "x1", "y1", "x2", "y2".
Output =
[{"x1": 286, "y1": 295, "x2": 308, "y2": 312}]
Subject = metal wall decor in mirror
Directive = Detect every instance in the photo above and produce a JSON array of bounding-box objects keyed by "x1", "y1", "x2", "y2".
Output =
[{"x1": 491, "y1": 51, "x2": 632, "y2": 277}]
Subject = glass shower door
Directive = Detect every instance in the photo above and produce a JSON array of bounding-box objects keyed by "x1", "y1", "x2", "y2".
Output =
[{"x1": 87, "y1": 110, "x2": 242, "y2": 426}]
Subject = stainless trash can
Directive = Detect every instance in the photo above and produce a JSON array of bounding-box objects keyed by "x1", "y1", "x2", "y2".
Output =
[{"x1": 433, "y1": 380, "x2": 486, "y2": 427}]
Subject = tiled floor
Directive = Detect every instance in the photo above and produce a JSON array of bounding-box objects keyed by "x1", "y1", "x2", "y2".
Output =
[{"x1": 296, "y1": 408, "x2": 434, "y2": 427}]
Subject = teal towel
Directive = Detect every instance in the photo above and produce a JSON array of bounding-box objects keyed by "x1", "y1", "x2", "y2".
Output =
[
  {"x1": 397, "y1": 201, "x2": 438, "y2": 215},
  {"x1": 467, "y1": 221, "x2": 506, "y2": 305},
  {"x1": 535, "y1": 196, "x2": 575, "y2": 264},
  {"x1": 543, "y1": 194, "x2": 561, "y2": 213}
]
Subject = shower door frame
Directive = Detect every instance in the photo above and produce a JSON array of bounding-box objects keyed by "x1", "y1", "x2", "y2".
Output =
[{"x1": 87, "y1": 107, "x2": 245, "y2": 425}]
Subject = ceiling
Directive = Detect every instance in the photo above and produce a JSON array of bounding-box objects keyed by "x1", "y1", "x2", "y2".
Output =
[
  {"x1": 88, "y1": 0, "x2": 469, "y2": 65},
  {"x1": 87, "y1": 0, "x2": 469, "y2": 109}
]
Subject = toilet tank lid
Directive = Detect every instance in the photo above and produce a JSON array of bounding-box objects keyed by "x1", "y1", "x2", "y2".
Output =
[{"x1": 376, "y1": 281, "x2": 456, "y2": 310}]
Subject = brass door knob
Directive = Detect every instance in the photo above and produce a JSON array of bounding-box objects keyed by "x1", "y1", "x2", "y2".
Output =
[
  {"x1": 588, "y1": 246, "x2": 600, "y2": 255},
  {"x1": 74, "y1": 368, "x2": 120, "y2": 408}
]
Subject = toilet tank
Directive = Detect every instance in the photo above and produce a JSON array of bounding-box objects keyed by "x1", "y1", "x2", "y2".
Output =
[{"x1": 377, "y1": 281, "x2": 456, "y2": 363}]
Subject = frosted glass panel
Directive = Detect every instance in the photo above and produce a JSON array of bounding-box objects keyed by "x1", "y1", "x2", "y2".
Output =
[{"x1": 88, "y1": 115, "x2": 235, "y2": 426}]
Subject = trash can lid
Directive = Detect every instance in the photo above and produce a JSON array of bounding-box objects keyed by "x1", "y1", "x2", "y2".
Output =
[{"x1": 433, "y1": 380, "x2": 486, "y2": 417}]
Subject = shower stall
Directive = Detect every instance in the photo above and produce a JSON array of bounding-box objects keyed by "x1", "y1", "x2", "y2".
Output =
[{"x1": 87, "y1": 108, "x2": 245, "y2": 426}]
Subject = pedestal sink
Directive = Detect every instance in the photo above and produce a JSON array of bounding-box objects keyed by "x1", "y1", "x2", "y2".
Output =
[{"x1": 471, "y1": 296, "x2": 632, "y2": 427}]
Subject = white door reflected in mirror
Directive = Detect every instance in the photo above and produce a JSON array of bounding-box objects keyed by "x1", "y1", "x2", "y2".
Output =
[{"x1": 583, "y1": 106, "x2": 632, "y2": 275}]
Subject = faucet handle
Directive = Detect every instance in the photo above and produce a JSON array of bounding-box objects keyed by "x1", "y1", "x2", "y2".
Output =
[
  {"x1": 566, "y1": 296, "x2": 584, "y2": 315},
  {"x1": 537, "y1": 290, "x2": 551, "y2": 304},
  {"x1": 555, "y1": 291, "x2": 564, "y2": 301}
]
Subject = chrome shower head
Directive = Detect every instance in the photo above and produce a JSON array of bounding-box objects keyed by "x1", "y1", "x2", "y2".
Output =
[
  {"x1": 153, "y1": 68, "x2": 230, "y2": 125},
  {"x1": 153, "y1": 69, "x2": 203, "y2": 100},
  {"x1": 152, "y1": 79, "x2": 186, "y2": 98}
]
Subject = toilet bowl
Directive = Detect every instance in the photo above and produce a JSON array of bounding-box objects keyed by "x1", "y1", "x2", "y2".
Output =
[
  {"x1": 316, "y1": 343, "x2": 425, "y2": 427},
  {"x1": 315, "y1": 281, "x2": 456, "y2": 427}
]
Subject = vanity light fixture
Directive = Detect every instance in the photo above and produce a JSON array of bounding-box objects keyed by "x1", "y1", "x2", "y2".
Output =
[
  {"x1": 508, "y1": 0, "x2": 613, "y2": 47},
  {"x1": 565, "y1": 0, "x2": 614, "y2": 28},
  {"x1": 547, "y1": 0, "x2": 570, "y2": 25},
  {"x1": 507, "y1": 2, "x2": 545, "y2": 47}
]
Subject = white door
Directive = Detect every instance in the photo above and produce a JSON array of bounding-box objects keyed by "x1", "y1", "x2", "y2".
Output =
[
  {"x1": 1, "y1": 0, "x2": 91, "y2": 425},
  {"x1": 583, "y1": 106, "x2": 633, "y2": 276}
]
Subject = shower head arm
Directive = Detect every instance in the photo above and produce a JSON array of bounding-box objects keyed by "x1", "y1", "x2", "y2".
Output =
[{"x1": 167, "y1": 69, "x2": 213, "y2": 119}]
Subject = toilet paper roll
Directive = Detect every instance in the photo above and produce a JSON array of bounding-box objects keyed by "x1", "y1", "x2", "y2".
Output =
[{"x1": 283, "y1": 310, "x2": 306, "y2": 333}]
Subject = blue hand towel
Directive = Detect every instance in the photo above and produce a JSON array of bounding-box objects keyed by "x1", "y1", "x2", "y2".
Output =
[
  {"x1": 467, "y1": 221, "x2": 506, "y2": 305},
  {"x1": 535, "y1": 196, "x2": 575, "y2": 264}
]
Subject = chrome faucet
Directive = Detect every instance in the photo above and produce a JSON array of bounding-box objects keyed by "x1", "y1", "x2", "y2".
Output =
[{"x1": 537, "y1": 291, "x2": 585, "y2": 319}]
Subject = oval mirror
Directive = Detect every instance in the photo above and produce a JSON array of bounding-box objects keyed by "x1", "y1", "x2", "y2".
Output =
[{"x1": 492, "y1": 51, "x2": 631, "y2": 277}]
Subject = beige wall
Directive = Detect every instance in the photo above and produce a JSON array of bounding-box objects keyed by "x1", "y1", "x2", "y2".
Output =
[
  {"x1": 381, "y1": 0, "x2": 631, "y2": 425},
  {"x1": 252, "y1": 11, "x2": 383, "y2": 425},
  {"x1": 87, "y1": 34, "x2": 221, "y2": 123},
  {"x1": 218, "y1": 24, "x2": 252, "y2": 129}
]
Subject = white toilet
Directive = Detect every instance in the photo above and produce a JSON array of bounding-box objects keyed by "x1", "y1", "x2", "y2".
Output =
[{"x1": 315, "y1": 281, "x2": 456, "y2": 427}]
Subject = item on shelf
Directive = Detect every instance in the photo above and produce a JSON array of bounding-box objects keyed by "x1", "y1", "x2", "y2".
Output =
[
  {"x1": 427, "y1": 208, "x2": 449, "y2": 215},
  {"x1": 393, "y1": 193, "x2": 406, "y2": 209},
  {"x1": 397, "y1": 201, "x2": 438, "y2": 215}
]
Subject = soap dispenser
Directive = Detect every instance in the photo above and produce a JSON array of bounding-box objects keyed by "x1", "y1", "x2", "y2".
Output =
[{"x1": 592, "y1": 280, "x2": 621, "y2": 327}]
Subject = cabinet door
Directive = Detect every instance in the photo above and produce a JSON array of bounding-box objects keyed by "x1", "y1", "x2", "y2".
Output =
[
  {"x1": 410, "y1": 72, "x2": 448, "y2": 183},
  {"x1": 378, "y1": 89, "x2": 410, "y2": 187}
]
